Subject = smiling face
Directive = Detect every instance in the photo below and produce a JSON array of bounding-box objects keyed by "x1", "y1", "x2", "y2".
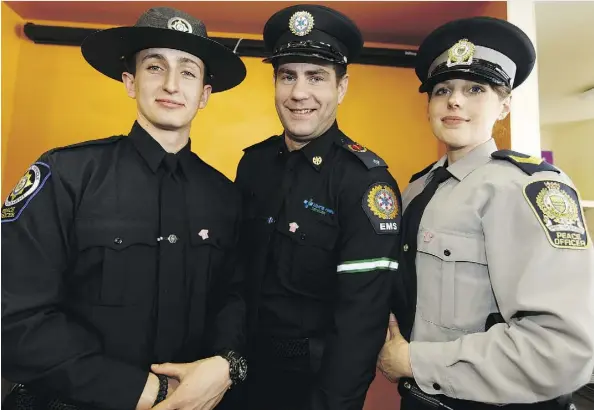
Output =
[
  {"x1": 427, "y1": 78, "x2": 511, "y2": 152},
  {"x1": 122, "y1": 47, "x2": 212, "y2": 132},
  {"x1": 274, "y1": 58, "x2": 348, "y2": 144}
]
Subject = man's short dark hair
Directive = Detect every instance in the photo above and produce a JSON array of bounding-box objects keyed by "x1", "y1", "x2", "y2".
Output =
[{"x1": 272, "y1": 60, "x2": 347, "y2": 85}]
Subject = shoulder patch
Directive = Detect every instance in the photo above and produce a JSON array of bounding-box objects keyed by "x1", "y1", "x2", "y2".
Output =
[
  {"x1": 362, "y1": 182, "x2": 401, "y2": 235},
  {"x1": 523, "y1": 180, "x2": 589, "y2": 249},
  {"x1": 339, "y1": 137, "x2": 387, "y2": 169},
  {"x1": 410, "y1": 162, "x2": 437, "y2": 183},
  {"x1": 49, "y1": 135, "x2": 125, "y2": 153},
  {"x1": 2, "y1": 162, "x2": 51, "y2": 223},
  {"x1": 243, "y1": 135, "x2": 281, "y2": 152},
  {"x1": 491, "y1": 150, "x2": 559, "y2": 175}
]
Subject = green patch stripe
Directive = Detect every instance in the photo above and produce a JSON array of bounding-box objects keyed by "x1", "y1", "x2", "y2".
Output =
[{"x1": 337, "y1": 258, "x2": 399, "y2": 274}]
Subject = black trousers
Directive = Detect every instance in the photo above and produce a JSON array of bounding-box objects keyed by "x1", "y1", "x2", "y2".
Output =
[
  {"x1": 239, "y1": 334, "x2": 325, "y2": 410},
  {"x1": 2, "y1": 385, "x2": 84, "y2": 410},
  {"x1": 401, "y1": 397, "x2": 573, "y2": 410},
  {"x1": 245, "y1": 358, "x2": 315, "y2": 410}
]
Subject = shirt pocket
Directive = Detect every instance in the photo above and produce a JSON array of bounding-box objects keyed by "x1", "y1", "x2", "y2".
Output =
[
  {"x1": 278, "y1": 219, "x2": 339, "y2": 295},
  {"x1": 188, "y1": 217, "x2": 236, "y2": 289},
  {"x1": 417, "y1": 229, "x2": 493, "y2": 332},
  {"x1": 75, "y1": 221, "x2": 157, "y2": 306}
]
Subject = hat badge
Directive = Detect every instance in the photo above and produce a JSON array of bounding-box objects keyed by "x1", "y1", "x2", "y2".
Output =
[
  {"x1": 447, "y1": 38, "x2": 475, "y2": 68},
  {"x1": 167, "y1": 16, "x2": 193, "y2": 33},
  {"x1": 289, "y1": 11, "x2": 315, "y2": 37}
]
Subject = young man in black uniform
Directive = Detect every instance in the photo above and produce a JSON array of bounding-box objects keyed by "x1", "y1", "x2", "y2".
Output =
[
  {"x1": 2, "y1": 7, "x2": 247, "y2": 410},
  {"x1": 235, "y1": 5, "x2": 403, "y2": 410}
]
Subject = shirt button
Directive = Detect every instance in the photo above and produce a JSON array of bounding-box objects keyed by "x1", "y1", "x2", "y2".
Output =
[
  {"x1": 300, "y1": 233, "x2": 306, "y2": 240},
  {"x1": 403, "y1": 244, "x2": 409, "y2": 252},
  {"x1": 433, "y1": 383, "x2": 441, "y2": 391},
  {"x1": 444, "y1": 249, "x2": 451, "y2": 256},
  {"x1": 114, "y1": 237, "x2": 123, "y2": 245}
]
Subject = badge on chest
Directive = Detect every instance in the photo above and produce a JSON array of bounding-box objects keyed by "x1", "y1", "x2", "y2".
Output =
[{"x1": 303, "y1": 198, "x2": 335, "y2": 217}]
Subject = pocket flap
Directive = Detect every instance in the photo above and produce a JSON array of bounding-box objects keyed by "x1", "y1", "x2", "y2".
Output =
[
  {"x1": 418, "y1": 229, "x2": 487, "y2": 265},
  {"x1": 76, "y1": 220, "x2": 157, "y2": 251},
  {"x1": 276, "y1": 220, "x2": 339, "y2": 251}
]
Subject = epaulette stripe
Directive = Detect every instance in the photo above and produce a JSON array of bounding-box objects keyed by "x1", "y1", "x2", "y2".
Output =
[
  {"x1": 48, "y1": 135, "x2": 125, "y2": 153},
  {"x1": 491, "y1": 149, "x2": 559, "y2": 175},
  {"x1": 243, "y1": 135, "x2": 281, "y2": 152},
  {"x1": 338, "y1": 136, "x2": 387, "y2": 170}
]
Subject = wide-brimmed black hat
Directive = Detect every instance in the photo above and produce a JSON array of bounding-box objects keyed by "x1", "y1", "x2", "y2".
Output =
[
  {"x1": 415, "y1": 16, "x2": 536, "y2": 93},
  {"x1": 262, "y1": 4, "x2": 363, "y2": 65},
  {"x1": 81, "y1": 7, "x2": 246, "y2": 93}
]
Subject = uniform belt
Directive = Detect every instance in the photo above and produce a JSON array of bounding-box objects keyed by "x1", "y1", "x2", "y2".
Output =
[
  {"x1": 3, "y1": 385, "x2": 85, "y2": 410},
  {"x1": 253, "y1": 334, "x2": 326, "y2": 374},
  {"x1": 257, "y1": 335, "x2": 310, "y2": 358},
  {"x1": 399, "y1": 378, "x2": 574, "y2": 410}
]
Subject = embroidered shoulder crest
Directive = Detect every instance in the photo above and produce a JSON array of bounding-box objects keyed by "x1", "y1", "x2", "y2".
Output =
[
  {"x1": 410, "y1": 162, "x2": 436, "y2": 183},
  {"x1": 2, "y1": 162, "x2": 52, "y2": 223},
  {"x1": 339, "y1": 137, "x2": 386, "y2": 169},
  {"x1": 492, "y1": 150, "x2": 559, "y2": 175},
  {"x1": 362, "y1": 182, "x2": 401, "y2": 235},
  {"x1": 523, "y1": 180, "x2": 589, "y2": 249}
]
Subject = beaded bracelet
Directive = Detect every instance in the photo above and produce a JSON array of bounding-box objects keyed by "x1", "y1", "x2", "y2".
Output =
[{"x1": 152, "y1": 374, "x2": 168, "y2": 407}]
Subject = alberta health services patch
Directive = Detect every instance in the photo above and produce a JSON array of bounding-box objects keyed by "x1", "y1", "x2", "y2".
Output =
[
  {"x1": 363, "y1": 182, "x2": 400, "y2": 235},
  {"x1": 524, "y1": 180, "x2": 589, "y2": 249},
  {"x1": 1, "y1": 162, "x2": 51, "y2": 223}
]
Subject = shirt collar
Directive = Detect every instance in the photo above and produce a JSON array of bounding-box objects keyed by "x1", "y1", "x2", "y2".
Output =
[
  {"x1": 278, "y1": 121, "x2": 338, "y2": 171},
  {"x1": 431, "y1": 138, "x2": 498, "y2": 181},
  {"x1": 129, "y1": 121, "x2": 193, "y2": 174}
]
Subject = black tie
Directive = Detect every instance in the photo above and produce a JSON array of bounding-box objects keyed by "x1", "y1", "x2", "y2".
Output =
[
  {"x1": 154, "y1": 153, "x2": 186, "y2": 362},
  {"x1": 399, "y1": 166, "x2": 452, "y2": 340}
]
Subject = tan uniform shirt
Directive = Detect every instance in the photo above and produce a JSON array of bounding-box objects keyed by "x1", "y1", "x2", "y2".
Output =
[{"x1": 404, "y1": 139, "x2": 594, "y2": 403}]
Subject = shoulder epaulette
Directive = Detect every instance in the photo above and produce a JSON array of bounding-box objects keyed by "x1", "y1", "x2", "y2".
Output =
[
  {"x1": 49, "y1": 135, "x2": 125, "y2": 154},
  {"x1": 243, "y1": 135, "x2": 282, "y2": 152},
  {"x1": 337, "y1": 136, "x2": 387, "y2": 170},
  {"x1": 409, "y1": 162, "x2": 437, "y2": 183},
  {"x1": 491, "y1": 149, "x2": 559, "y2": 175}
]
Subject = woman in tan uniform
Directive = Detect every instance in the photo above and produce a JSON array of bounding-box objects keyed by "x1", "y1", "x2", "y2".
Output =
[{"x1": 378, "y1": 16, "x2": 594, "y2": 410}]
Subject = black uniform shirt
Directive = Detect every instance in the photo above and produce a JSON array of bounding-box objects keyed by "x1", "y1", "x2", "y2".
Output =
[
  {"x1": 1, "y1": 122, "x2": 245, "y2": 410},
  {"x1": 235, "y1": 122, "x2": 402, "y2": 410}
]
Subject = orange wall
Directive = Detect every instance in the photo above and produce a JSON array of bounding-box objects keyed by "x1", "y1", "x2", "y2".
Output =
[
  {"x1": 1, "y1": 2, "x2": 23, "y2": 181},
  {"x1": 1, "y1": 15, "x2": 436, "y2": 200}
]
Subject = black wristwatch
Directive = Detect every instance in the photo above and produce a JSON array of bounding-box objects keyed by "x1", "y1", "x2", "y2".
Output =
[{"x1": 218, "y1": 349, "x2": 248, "y2": 386}]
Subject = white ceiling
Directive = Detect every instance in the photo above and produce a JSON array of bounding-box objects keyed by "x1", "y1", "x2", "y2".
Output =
[{"x1": 535, "y1": 1, "x2": 594, "y2": 125}]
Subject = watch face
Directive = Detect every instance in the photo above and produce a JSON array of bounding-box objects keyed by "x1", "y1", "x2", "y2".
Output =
[{"x1": 225, "y1": 351, "x2": 248, "y2": 383}]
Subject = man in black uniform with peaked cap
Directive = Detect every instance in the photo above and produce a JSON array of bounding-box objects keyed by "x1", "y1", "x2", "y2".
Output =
[
  {"x1": 2, "y1": 7, "x2": 248, "y2": 410},
  {"x1": 235, "y1": 4, "x2": 404, "y2": 410}
]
